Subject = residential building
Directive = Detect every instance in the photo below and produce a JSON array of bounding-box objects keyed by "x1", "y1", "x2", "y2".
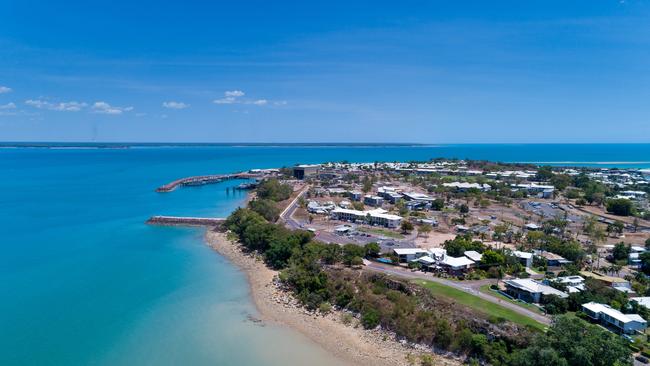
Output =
[
  {"x1": 551, "y1": 276, "x2": 586, "y2": 293},
  {"x1": 442, "y1": 182, "x2": 491, "y2": 192},
  {"x1": 504, "y1": 278, "x2": 568, "y2": 303},
  {"x1": 439, "y1": 256, "x2": 475, "y2": 275},
  {"x1": 427, "y1": 248, "x2": 447, "y2": 261},
  {"x1": 363, "y1": 195, "x2": 384, "y2": 207},
  {"x1": 327, "y1": 187, "x2": 347, "y2": 195},
  {"x1": 580, "y1": 271, "x2": 631, "y2": 289},
  {"x1": 414, "y1": 255, "x2": 436, "y2": 267},
  {"x1": 512, "y1": 251, "x2": 533, "y2": 268},
  {"x1": 402, "y1": 192, "x2": 435, "y2": 202},
  {"x1": 455, "y1": 225, "x2": 469, "y2": 233},
  {"x1": 348, "y1": 191, "x2": 363, "y2": 201},
  {"x1": 307, "y1": 200, "x2": 335, "y2": 214},
  {"x1": 582, "y1": 302, "x2": 647, "y2": 334},
  {"x1": 464, "y1": 250, "x2": 483, "y2": 263},
  {"x1": 393, "y1": 248, "x2": 429, "y2": 263},
  {"x1": 405, "y1": 200, "x2": 429, "y2": 211},
  {"x1": 513, "y1": 183, "x2": 555, "y2": 197},
  {"x1": 631, "y1": 297, "x2": 650, "y2": 310},
  {"x1": 377, "y1": 186, "x2": 403, "y2": 203},
  {"x1": 535, "y1": 250, "x2": 571, "y2": 266}
]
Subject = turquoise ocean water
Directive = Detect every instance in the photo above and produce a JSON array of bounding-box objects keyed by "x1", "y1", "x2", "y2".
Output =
[{"x1": 1, "y1": 144, "x2": 649, "y2": 366}]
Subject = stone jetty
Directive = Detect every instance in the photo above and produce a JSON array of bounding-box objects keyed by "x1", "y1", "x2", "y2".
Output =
[
  {"x1": 155, "y1": 172, "x2": 258, "y2": 192},
  {"x1": 146, "y1": 215, "x2": 226, "y2": 226}
]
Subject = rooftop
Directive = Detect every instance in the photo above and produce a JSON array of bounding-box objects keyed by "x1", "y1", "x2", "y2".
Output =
[
  {"x1": 512, "y1": 250, "x2": 533, "y2": 259},
  {"x1": 504, "y1": 278, "x2": 568, "y2": 298},
  {"x1": 582, "y1": 302, "x2": 646, "y2": 324},
  {"x1": 631, "y1": 297, "x2": 650, "y2": 309},
  {"x1": 393, "y1": 248, "x2": 429, "y2": 255},
  {"x1": 440, "y1": 256, "x2": 475, "y2": 268},
  {"x1": 331, "y1": 207, "x2": 402, "y2": 220},
  {"x1": 464, "y1": 250, "x2": 483, "y2": 262}
]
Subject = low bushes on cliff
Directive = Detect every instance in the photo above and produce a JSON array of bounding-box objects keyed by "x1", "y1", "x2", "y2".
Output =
[{"x1": 224, "y1": 208, "x2": 632, "y2": 366}]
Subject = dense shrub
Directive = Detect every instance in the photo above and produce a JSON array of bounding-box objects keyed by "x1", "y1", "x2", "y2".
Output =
[
  {"x1": 256, "y1": 179, "x2": 293, "y2": 201},
  {"x1": 443, "y1": 234, "x2": 486, "y2": 256},
  {"x1": 606, "y1": 198, "x2": 635, "y2": 216},
  {"x1": 248, "y1": 198, "x2": 281, "y2": 221}
]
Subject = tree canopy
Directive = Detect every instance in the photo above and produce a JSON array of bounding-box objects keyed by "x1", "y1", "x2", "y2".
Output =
[
  {"x1": 256, "y1": 178, "x2": 293, "y2": 201},
  {"x1": 511, "y1": 315, "x2": 631, "y2": 366}
]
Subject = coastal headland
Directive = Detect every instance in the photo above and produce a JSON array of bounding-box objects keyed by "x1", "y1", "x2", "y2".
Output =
[
  {"x1": 152, "y1": 159, "x2": 650, "y2": 365},
  {"x1": 204, "y1": 228, "x2": 461, "y2": 366}
]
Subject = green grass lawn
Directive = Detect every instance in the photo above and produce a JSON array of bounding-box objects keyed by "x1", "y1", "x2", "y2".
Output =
[
  {"x1": 358, "y1": 227, "x2": 404, "y2": 239},
  {"x1": 415, "y1": 280, "x2": 547, "y2": 331},
  {"x1": 478, "y1": 284, "x2": 545, "y2": 315}
]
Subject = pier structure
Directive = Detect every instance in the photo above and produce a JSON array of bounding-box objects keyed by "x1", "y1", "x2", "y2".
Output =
[{"x1": 155, "y1": 172, "x2": 259, "y2": 192}]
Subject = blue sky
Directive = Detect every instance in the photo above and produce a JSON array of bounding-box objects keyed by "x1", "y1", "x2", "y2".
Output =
[{"x1": 1, "y1": 0, "x2": 649, "y2": 143}]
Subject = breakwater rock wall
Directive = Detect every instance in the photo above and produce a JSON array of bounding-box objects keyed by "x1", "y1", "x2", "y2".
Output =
[
  {"x1": 146, "y1": 216, "x2": 226, "y2": 227},
  {"x1": 156, "y1": 172, "x2": 258, "y2": 192}
]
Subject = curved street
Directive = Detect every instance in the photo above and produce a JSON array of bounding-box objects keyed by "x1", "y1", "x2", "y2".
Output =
[{"x1": 366, "y1": 261, "x2": 552, "y2": 326}]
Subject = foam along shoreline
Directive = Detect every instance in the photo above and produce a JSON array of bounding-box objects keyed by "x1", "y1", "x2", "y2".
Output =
[{"x1": 204, "y1": 228, "x2": 460, "y2": 366}]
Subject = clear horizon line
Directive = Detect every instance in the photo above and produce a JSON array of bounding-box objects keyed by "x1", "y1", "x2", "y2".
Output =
[{"x1": 1, "y1": 141, "x2": 650, "y2": 145}]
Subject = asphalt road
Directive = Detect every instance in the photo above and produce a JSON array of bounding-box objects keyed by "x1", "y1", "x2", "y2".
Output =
[
  {"x1": 279, "y1": 187, "x2": 308, "y2": 230},
  {"x1": 365, "y1": 261, "x2": 552, "y2": 326},
  {"x1": 282, "y1": 191, "x2": 551, "y2": 327}
]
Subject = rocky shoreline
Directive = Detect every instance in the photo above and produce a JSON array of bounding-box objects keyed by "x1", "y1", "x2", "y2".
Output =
[{"x1": 205, "y1": 228, "x2": 461, "y2": 366}]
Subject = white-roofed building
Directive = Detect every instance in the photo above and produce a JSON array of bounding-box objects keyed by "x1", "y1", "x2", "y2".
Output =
[
  {"x1": 307, "y1": 200, "x2": 336, "y2": 214},
  {"x1": 442, "y1": 182, "x2": 491, "y2": 192},
  {"x1": 504, "y1": 278, "x2": 568, "y2": 303},
  {"x1": 513, "y1": 183, "x2": 555, "y2": 196},
  {"x1": 464, "y1": 250, "x2": 483, "y2": 263},
  {"x1": 428, "y1": 247, "x2": 447, "y2": 261},
  {"x1": 327, "y1": 187, "x2": 347, "y2": 195},
  {"x1": 415, "y1": 256, "x2": 436, "y2": 266},
  {"x1": 331, "y1": 208, "x2": 402, "y2": 228},
  {"x1": 512, "y1": 251, "x2": 533, "y2": 268},
  {"x1": 439, "y1": 256, "x2": 475, "y2": 275},
  {"x1": 363, "y1": 195, "x2": 384, "y2": 207},
  {"x1": 402, "y1": 192, "x2": 435, "y2": 202},
  {"x1": 621, "y1": 190, "x2": 647, "y2": 200},
  {"x1": 393, "y1": 248, "x2": 429, "y2": 263},
  {"x1": 631, "y1": 297, "x2": 650, "y2": 310},
  {"x1": 582, "y1": 302, "x2": 647, "y2": 334},
  {"x1": 553, "y1": 276, "x2": 586, "y2": 293},
  {"x1": 630, "y1": 296, "x2": 650, "y2": 309}
]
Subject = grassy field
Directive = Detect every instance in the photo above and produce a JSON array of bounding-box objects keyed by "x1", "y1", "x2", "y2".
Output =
[
  {"x1": 358, "y1": 227, "x2": 404, "y2": 239},
  {"x1": 415, "y1": 280, "x2": 547, "y2": 331},
  {"x1": 478, "y1": 284, "x2": 545, "y2": 315}
]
